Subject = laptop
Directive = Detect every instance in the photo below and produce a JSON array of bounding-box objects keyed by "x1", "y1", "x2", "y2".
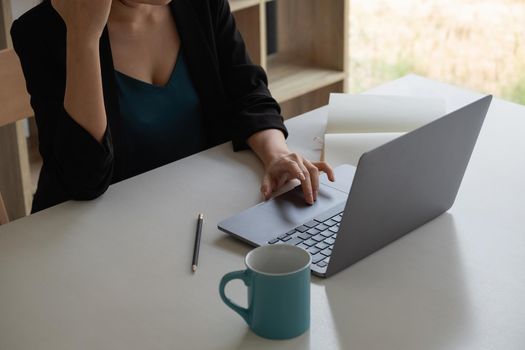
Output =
[{"x1": 218, "y1": 95, "x2": 492, "y2": 277}]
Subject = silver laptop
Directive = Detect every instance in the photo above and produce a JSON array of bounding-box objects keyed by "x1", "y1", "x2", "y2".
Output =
[{"x1": 218, "y1": 96, "x2": 492, "y2": 277}]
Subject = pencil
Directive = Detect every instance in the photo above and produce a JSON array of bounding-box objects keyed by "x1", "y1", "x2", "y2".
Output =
[{"x1": 192, "y1": 213, "x2": 203, "y2": 272}]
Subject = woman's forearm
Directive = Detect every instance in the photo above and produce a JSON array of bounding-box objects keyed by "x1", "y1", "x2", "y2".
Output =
[
  {"x1": 52, "y1": 0, "x2": 112, "y2": 143},
  {"x1": 63, "y1": 34, "x2": 107, "y2": 143},
  {"x1": 247, "y1": 129, "x2": 290, "y2": 167}
]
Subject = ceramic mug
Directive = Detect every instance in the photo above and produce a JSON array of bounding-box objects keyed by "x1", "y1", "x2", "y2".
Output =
[{"x1": 219, "y1": 244, "x2": 311, "y2": 340}]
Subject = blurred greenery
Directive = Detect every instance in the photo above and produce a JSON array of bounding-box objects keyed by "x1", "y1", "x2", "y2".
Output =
[
  {"x1": 351, "y1": 58, "x2": 416, "y2": 93},
  {"x1": 375, "y1": 59, "x2": 416, "y2": 82},
  {"x1": 504, "y1": 77, "x2": 525, "y2": 105},
  {"x1": 349, "y1": 0, "x2": 525, "y2": 106}
]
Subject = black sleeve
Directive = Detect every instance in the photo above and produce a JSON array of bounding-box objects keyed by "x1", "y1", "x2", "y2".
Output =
[
  {"x1": 11, "y1": 18, "x2": 114, "y2": 200},
  {"x1": 211, "y1": 0, "x2": 288, "y2": 151}
]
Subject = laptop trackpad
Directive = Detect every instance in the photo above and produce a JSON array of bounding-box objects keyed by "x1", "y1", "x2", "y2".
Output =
[
  {"x1": 218, "y1": 164, "x2": 356, "y2": 246},
  {"x1": 261, "y1": 185, "x2": 347, "y2": 226},
  {"x1": 219, "y1": 185, "x2": 348, "y2": 246}
]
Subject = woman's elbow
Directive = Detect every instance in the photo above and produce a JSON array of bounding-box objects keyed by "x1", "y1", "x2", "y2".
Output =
[
  {"x1": 68, "y1": 184, "x2": 110, "y2": 201},
  {"x1": 60, "y1": 166, "x2": 114, "y2": 201}
]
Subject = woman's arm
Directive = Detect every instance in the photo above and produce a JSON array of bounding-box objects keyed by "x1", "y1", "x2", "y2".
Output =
[
  {"x1": 212, "y1": 0, "x2": 334, "y2": 203},
  {"x1": 53, "y1": 0, "x2": 112, "y2": 142},
  {"x1": 210, "y1": 0, "x2": 288, "y2": 150},
  {"x1": 11, "y1": 1, "x2": 115, "y2": 202},
  {"x1": 62, "y1": 36, "x2": 106, "y2": 142}
]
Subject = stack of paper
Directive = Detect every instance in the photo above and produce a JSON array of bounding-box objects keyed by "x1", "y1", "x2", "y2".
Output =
[{"x1": 324, "y1": 94, "x2": 446, "y2": 166}]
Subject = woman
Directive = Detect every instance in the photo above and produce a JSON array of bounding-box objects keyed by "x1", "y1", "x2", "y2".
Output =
[{"x1": 11, "y1": 0, "x2": 334, "y2": 213}]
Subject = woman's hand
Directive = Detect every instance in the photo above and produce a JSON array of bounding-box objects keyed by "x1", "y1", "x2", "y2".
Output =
[
  {"x1": 247, "y1": 129, "x2": 335, "y2": 205},
  {"x1": 261, "y1": 153, "x2": 335, "y2": 205},
  {"x1": 51, "y1": 0, "x2": 112, "y2": 41}
]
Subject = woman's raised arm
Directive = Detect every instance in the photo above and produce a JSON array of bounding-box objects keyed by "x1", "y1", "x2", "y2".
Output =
[{"x1": 51, "y1": 0, "x2": 113, "y2": 142}]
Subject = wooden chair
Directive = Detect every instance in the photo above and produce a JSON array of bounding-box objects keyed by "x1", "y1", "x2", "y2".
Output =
[
  {"x1": 0, "y1": 48, "x2": 33, "y2": 225},
  {"x1": 0, "y1": 195, "x2": 8, "y2": 225}
]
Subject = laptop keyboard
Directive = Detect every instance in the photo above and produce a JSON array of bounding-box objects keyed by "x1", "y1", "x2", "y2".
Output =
[{"x1": 267, "y1": 210, "x2": 343, "y2": 269}]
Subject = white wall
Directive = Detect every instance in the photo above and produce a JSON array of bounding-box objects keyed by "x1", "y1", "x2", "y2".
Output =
[{"x1": 10, "y1": 0, "x2": 40, "y2": 20}]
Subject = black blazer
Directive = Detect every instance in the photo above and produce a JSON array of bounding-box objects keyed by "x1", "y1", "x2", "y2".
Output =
[{"x1": 11, "y1": 0, "x2": 287, "y2": 213}]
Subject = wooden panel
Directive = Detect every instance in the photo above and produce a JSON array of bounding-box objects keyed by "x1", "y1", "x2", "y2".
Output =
[
  {"x1": 0, "y1": 0, "x2": 6, "y2": 48},
  {"x1": 0, "y1": 0, "x2": 32, "y2": 219},
  {"x1": 267, "y1": 55, "x2": 346, "y2": 103},
  {"x1": 0, "y1": 191, "x2": 8, "y2": 224},
  {"x1": 269, "y1": 0, "x2": 349, "y2": 118},
  {"x1": 27, "y1": 118, "x2": 41, "y2": 193},
  {"x1": 0, "y1": 49, "x2": 33, "y2": 126},
  {"x1": 231, "y1": 4, "x2": 263, "y2": 66},
  {"x1": 229, "y1": 0, "x2": 260, "y2": 12},
  {"x1": 276, "y1": 0, "x2": 348, "y2": 71},
  {"x1": 0, "y1": 122, "x2": 31, "y2": 218},
  {"x1": 279, "y1": 81, "x2": 344, "y2": 119},
  {"x1": 258, "y1": 0, "x2": 267, "y2": 69}
]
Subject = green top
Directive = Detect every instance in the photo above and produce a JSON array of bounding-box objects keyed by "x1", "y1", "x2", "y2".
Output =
[{"x1": 115, "y1": 49, "x2": 205, "y2": 176}]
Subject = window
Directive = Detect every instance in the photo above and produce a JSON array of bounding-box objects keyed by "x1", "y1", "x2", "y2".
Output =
[{"x1": 350, "y1": 0, "x2": 525, "y2": 105}]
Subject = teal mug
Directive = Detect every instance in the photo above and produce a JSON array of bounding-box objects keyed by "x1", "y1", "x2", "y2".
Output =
[{"x1": 219, "y1": 244, "x2": 311, "y2": 340}]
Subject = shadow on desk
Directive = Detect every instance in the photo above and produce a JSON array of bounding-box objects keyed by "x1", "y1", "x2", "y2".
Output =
[
  {"x1": 228, "y1": 328, "x2": 311, "y2": 350},
  {"x1": 318, "y1": 213, "x2": 470, "y2": 350}
]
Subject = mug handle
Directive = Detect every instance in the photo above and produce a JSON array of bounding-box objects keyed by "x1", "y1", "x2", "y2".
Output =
[{"x1": 219, "y1": 270, "x2": 251, "y2": 324}]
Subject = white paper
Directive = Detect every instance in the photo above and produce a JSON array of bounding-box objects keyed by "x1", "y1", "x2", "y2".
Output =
[
  {"x1": 323, "y1": 93, "x2": 446, "y2": 166},
  {"x1": 326, "y1": 94, "x2": 446, "y2": 134},
  {"x1": 324, "y1": 133, "x2": 404, "y2": 167}
]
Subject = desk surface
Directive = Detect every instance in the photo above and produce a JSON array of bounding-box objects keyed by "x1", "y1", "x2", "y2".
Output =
[{"x1": 1, "y1": 75, "x2": 525, "y2": 350}]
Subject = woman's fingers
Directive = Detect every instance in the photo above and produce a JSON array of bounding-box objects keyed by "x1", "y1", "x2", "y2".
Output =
[
  {"x1": 260, "y1": 174, "x2": 273, "y2": 200},
  {"x1": 275, "y1": 156, "x2": 314, "y2": 204},
  {"x1": 297, "y1": 162, "x2": 314, "y2": 205},
  {"x1": 312, "y1": 161, "x2": 336, "y2": 182},
  {"x1": 262, "y1": 153, "x2": 335, "y2": 205},
  {"x1": 261, "y1": 169, "x2": 292, "y2": 200},
  {"x1": 305, "y1": 160, "x2": 320, "y2": 201},
  {"x1": 283, "y1": 154, "x2": 314, "y2": 204},
  {"x1": 287, "y1": 159, "x2": 306, "y2": 182}
]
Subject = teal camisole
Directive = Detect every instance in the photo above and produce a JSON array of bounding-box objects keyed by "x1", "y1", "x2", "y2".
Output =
[{"x1": 114, "y1": 49, "x2": 206, "y2": 176}]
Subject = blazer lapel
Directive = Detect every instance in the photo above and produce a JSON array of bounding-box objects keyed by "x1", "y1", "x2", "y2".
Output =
[{"x1": 170, "y1": 0, "x2": 227, "y2": 110}]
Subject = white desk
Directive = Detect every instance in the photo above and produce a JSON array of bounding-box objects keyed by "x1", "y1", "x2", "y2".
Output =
[{"x1": 1, "y1": 75, "x2": 524, "y2": 350}]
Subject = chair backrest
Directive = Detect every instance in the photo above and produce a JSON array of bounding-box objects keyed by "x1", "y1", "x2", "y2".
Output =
[
  {"x1": 0, "y1": 48, "x2": 32, "y2": 127},
  {"x1": 0, "y1": 195, "x2": 8, "y2": 225},
  {"x1": 0, "y1": 48, "x2": 33, "y2": 225}
]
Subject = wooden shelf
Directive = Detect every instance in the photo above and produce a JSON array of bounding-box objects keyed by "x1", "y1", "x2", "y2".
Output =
[
  {"x1": 267, "y1": 57, "x2": 346, "y2": 103},
  {"x1": 229, "y1": 0, "x2": 260, "y2": 12}
]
